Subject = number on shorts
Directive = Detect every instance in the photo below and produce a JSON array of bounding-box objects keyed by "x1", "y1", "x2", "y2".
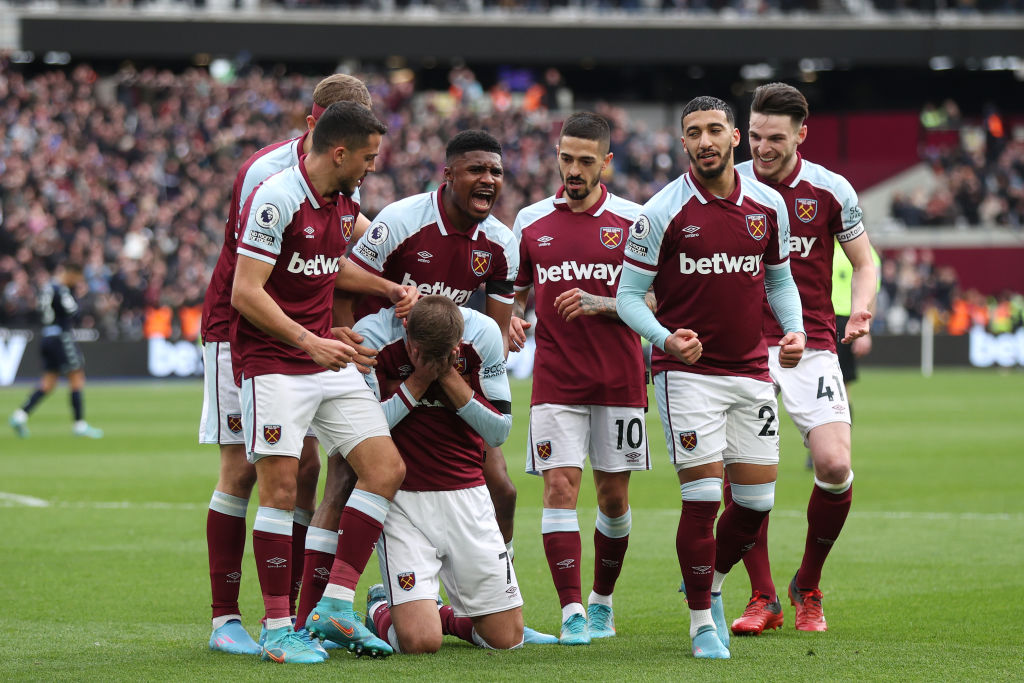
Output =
[
  {"x1": 615, "y1": 418, "x2": 644, "y2": 449},
  {"x1": 757, "y1": 405, "x2": 777, "y2": 437},
  {"x1": 816, "y1": 376, "x2": 835, "y2": 401},
  {"x1": 817, "y1": 375, "x2": 847, "y2": 402},
  {"x1": 499, "y1": 551, "x2": 511, "y2": 584}
]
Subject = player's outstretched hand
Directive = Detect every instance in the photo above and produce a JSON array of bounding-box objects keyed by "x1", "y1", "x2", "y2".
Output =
[
  {"x1": 778, "y1": 331, "x2": 806, "y2": 368},
  {"x1": 305, "y1": 334, "x2": 357, "y2": 372},
  {"x1": 330, "y1": 326, "x2": 378, "y2": 374},
  {"x1": 851, "y1": 333, "x2": 872, "y2": 358},
  {"x1": 554, "y1": 288, "x2": 601, "y2": 322},
  {"x1": 390, "y1": 284, "x2": 420, "y2": 318},
  {"x1": 509, "y1": 315, "x2": 531, "y2": 352},
  {"x1": 841, "y1": 310, "x2": 872, "y2": 345},
  {"x1": 665, "y1": 328, "x2": 702, "y2": 365}
]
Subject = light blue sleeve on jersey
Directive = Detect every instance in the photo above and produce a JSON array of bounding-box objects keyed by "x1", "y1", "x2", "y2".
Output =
[
  {"x1": 456, "y1": 312, "x2": 512, "y2": 447},
  {"x1": 764, "y1": 262, "x2": 805, "y2": 337},
  {"x1": 455, "y1": 397, "x2": 512, "y2": 448},
  {"x1": 379, "y1": 383, "x2": 415, "y2": 429},
  {"x1": 616, "y1": 265, "x2": 670, "y2": 350}
]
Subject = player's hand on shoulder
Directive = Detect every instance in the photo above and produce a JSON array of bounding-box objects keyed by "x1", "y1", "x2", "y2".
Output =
[
  {"x1": 305, "y1": 334, "x2": 357, "y2": 372},
  {"x1": 330, "y1": 326, "x2": 378, "y2": 374},
  {"x1": 509, "y1": 315, "x2": 531, "y2": 352},
  {"x1": 778, "y1": 331, "x2": 806, "y2": 368},
  {"x1": 665, "y1": 328, "x2": 702, "y2": 365},
  {"x1": 391, "y1": 285, "x2": 420, "y2": 318},
  {"x1": 841, "y1": 310, "x2": 872, "y2": 345}
]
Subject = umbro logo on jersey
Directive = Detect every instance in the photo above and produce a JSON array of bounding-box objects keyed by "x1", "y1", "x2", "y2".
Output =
[
  {"x1": 537, "y1": 235, "x2": 554, "y2": 247},
  {"x1": 417, "y1": 250, "x2": 433, "y2": 263},
  {"x1": 683, "y1": 224, "x2": 701, "y2": 238},
  {"x1": 304, "y1": 226, "x2": 315, "y2": 239}
]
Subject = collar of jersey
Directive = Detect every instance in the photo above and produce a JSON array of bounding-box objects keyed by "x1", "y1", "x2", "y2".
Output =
[
  {"x1": 553, "y1": 184, "x2": 608, "y2": 216},
  {"x1": 685, "y1": 169, "x2": 745, "y2": 206}
]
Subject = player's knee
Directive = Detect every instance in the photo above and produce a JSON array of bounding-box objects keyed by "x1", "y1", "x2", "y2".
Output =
[
  {"x1": 811, "y1": 448, "x2": 851, "y2": 484},
  {"x1": 729, "y1": 481, "x2": 775, "y2": 512},
  {"x1": 399, "y1": 629, "x2": 443, "y2": 654}
]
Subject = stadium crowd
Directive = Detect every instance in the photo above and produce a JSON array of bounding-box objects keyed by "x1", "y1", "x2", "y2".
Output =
[
  {"x1": 0, "y1": 60, "x2": 691, "y2": 339},
  {"x1": 891, "y1": 104, "x2": 1024, "y2": 229},
  {"x1": 1, "y1": 59, "x2": 1019, "y2": 340}
]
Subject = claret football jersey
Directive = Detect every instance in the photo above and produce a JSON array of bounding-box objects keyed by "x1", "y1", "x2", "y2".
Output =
[
  {"x1": 737, "y1": 155, "x2": 865, "y2": 353},
  {"x1": 623, "y1": 169, "x2": 791, "y2": 381},
  {"x1": 514, "y1": 185, "x2": 647, "y2": 408}
]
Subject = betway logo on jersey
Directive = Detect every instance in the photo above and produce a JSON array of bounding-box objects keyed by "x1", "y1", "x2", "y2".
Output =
[
  {"x1": 679, "y1": 252, "x2": 762, "y2": 275},
  {"x1": 400, "y1": 273, "x2": 473, "y2": 304},
  {"x1": 536, "y1": 261, "x2": 622, "y2": 286},
  {"x1": 789, "y1": 236, "x2": 817, "y2": 258},
  {"x1": 286, "y1": 252, "x2": 341, "y2": 276}
]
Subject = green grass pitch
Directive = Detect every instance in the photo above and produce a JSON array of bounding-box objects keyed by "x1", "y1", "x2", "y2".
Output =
[{"x1": 2, "y1": 368, "x2": 1022, "y2": 681}]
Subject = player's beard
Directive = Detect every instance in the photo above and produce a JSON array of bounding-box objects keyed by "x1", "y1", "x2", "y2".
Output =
[
  {"x1": 689, "y1": 147, "x2": 731, "y2": 181},
  {"x1": 562, "y1": 173, "x2": 597, "y2": 201}
]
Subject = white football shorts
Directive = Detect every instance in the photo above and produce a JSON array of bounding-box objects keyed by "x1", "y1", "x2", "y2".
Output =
[
  {"x1": 240, "y1": 365, "x2": 390, "y2": 463},
  {"x1": 199, "y1": 341, "x2": 245, "y2": 446},
  {"x1": 377, "y1": 486, "x2": 523, "y2": 618},
  {"x1": 653, "y1": 370, "x2": 780, "y2": 470},
  {"x1": 526, "y1": 404, "x2": 650, "y2": 475},
  {"x1": 769, "y1": 347, "x2": 851, "y2": 445}
]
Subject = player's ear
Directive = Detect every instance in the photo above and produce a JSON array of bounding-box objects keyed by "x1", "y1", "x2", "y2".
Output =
[
  {"x1": 443, "y1": 165, "x2": 454, "y2": 184},
  {"x1": 797, "y1": 124, "x2": 808, "y2": 145},
  {"x1": 306, "y1": 115, "x2": 316, "y2": 132}
]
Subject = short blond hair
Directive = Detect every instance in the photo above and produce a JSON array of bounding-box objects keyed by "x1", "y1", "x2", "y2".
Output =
[
  {"x1": 407, "y1": 296, "x2": 464, "y2": 362},
  {"x1": 313, "y1": 73, "x2": 371, "y2": 109}
]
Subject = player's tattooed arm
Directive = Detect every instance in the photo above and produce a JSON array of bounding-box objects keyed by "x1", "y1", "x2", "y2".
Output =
[{"x1": 554, "y1": 288, "x2": 619, "y2": 321}]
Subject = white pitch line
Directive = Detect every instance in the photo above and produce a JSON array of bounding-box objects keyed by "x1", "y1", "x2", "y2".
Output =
[{"x1": 0, "y1": 491, "x2": 50, "y2": 507}]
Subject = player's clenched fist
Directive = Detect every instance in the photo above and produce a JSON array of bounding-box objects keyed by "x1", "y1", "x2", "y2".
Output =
[
  {"x1": 665, "y1": 328, "x2": 702, "y2": 365},
  {"x1": 777, "y1": 331, "x2": 806, "y2": 368},
  {"x1": 390, "y1": 284, "x2": 420, "y2": 318}
]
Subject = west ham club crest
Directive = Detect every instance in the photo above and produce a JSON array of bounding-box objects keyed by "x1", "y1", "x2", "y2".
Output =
[
  {"x1": 340, "y1": 214, "x2": 355, "y2": 241},
  {"x1": 600, "y1": 226, "x2": 623, "y2": 250},
  {"x1": 679, "y1": 430, "x2": 697, "y2": 451},
  {"x1": 536, "y1": 440, "x2": 552, "y2": 460},
  {"x1": 227, "y1": 414, "x2": 242, "y2": 434},
  {"x1": 796, "y1": 199, "x2": 817, "y2": 223},
  {"x1": 263, "y1": 425, "x2": 282, "y2": 445},
  {"x1": 398, "y1": 572, "x2": 416, "y2": 591},
  {"x1": 746, "y1": 214, "x2": 767, "y2": 241},
  {"x1": 471, "y1": 250, "x2": 493, "y2": 276}
]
